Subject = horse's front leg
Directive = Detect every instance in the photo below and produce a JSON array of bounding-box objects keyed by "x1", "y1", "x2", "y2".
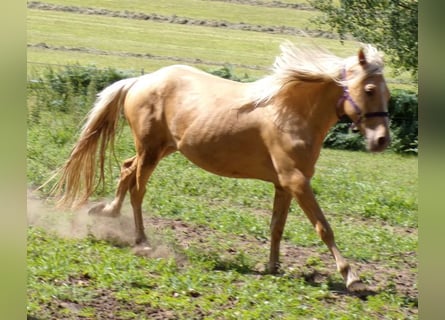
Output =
[
  {"x1": 282, "y1": 172, "x2": 363, "y2": 291},
  {"x1": 268, "y1": 186, "x2": 292, "y2": 274}
]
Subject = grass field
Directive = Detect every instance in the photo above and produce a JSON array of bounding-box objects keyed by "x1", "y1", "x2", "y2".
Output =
[
  {"x1": 27, "y1": 1, "x2": 416, "y2": 90},
  {"x1": 27, "y1": 143, "x2": 418, "y2": 319},
  {"x1": 27, "y1": 1, "x2": 418, "y2": 318},
  {"x1": 32, "y1": 0, "x2": 319, "y2": 29}
]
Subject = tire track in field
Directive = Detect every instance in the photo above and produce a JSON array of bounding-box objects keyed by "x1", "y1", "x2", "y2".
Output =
[
  {"x1": 28, "y1": 42, "x2": 267, "y2": 71},
  {"x1": 28, "y1": 1, "x2": 338, "y2": 39}
]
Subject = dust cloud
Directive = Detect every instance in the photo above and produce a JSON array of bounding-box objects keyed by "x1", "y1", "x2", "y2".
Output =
[{"x1": 27, "y1": 189, "x2": 179, "y2": 261}]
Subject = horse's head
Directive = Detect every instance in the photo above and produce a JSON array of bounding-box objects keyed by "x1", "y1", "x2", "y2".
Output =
[{"x1": 339, "y1": 47, "x2": 391, "y2": 153}]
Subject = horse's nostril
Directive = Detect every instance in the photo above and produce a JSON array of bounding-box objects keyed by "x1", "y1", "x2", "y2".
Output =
[{"x1": 377, "y1": 136, "x2": 387, "y2": 147}]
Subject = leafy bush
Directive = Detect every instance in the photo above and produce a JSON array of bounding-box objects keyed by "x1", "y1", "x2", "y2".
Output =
[
  {"x1": 27, "y1": 65, "x2": 137, "y2": 190},
  {"x1": 324, "y1": 90, "x2": 418, "y2": 155},
  {"x1": 45, "y1": 64, "x2": 133, "y2": 94},
  {"x1": 387, "y1": 89, "x2": 418, "y2": 154},
  {"x1": 323, "y1": 122, "x2": 366, "y2": 151},
  {"x1": 209, "y1": 65, "x2": 253, "y2": 82},
  {"x1": 28, "y1": 64, "x2": 135, "y2": 115}
]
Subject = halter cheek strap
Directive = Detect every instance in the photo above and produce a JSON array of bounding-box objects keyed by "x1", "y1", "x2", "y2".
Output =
[
  {"x1": 336, "y1": 68, "x2": 389, "y2": 129},
  {"x1": 336, "y1": 81, "x2": 363, "y2": 125}
]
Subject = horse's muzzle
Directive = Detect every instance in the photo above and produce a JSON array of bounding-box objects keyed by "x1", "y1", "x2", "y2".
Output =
[{"x1": 367, "y1": 133, "x2": 390, "y2": 152}]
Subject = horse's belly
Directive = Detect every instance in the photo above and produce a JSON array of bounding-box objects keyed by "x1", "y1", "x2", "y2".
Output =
[{"x1": 177, "y1": 131, "x2": 277, "y2": 183}]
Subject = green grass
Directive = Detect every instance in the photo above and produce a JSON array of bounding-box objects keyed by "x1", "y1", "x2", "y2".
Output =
[
  {"x1": 142, "y1": 150, "x2": 417, "y2": 260},
  {"x1": 27, "y1": 100, "x2": 417, "y2": 318},
  {"x1": 27, "y1": 8, "x2": 359, "y2": 66},
  {"x1": 27, "y1": 5, "x2": 416, "y2": 90},
  {"x1": 38, "y1": 0, "x2": 321, "y2": 30},
  {"x1": 28, "y1": 227, "x2": 416, "y2": 319},
  {"x1": 28, "y1": 46, "x2": 257, "y2": 79},
  {"x1": 314, "y1": 150, "x2": 417, "y2": 227},
  {"x1": 27, "y1": 1, "x2": 417, "y2": 318}
]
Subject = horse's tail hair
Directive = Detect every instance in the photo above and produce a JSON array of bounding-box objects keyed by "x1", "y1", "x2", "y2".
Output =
[{"x1": 44, "y1": 77, "x2": 139, "y2": 208}]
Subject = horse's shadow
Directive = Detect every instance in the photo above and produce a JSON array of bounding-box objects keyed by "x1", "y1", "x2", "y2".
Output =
[
  {"x1": 191, "y1": 252, "x2": 379, "y2": 299},
  {"x1": 302, "y1": 270, "x2": 379, "y2": 300}
]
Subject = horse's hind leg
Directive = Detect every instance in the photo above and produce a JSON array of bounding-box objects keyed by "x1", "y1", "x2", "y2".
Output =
[
  {"x1": 89, "y1": 156, "x2": 137, "y2": 217},
  {"x1": 130, "y1": 150, "x2": 163, "y2": 245}
]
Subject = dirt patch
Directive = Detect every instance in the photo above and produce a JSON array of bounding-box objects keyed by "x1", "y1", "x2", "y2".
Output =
[{"x1": 32, "y1": 287, "x2": 177, "y2": 320}]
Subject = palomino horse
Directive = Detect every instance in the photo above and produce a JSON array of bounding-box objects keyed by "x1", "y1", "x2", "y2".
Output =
[{"x1": 51, "y1": 42, "x2": 390, "y2": 290}]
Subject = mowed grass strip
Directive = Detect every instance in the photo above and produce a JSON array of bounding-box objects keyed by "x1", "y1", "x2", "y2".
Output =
[
  {"x1": 32, "y1": 0, "x2": 321, "y2": 30},
  {"x1": 27, "y1": 8, "x2": 359, "y2": 67},
  {"x1": 27, "y1": 8, "x2": 415, "y2": 89},
  {"x1": 27, "y1": 46, "x2": 265, "y2": 79}
]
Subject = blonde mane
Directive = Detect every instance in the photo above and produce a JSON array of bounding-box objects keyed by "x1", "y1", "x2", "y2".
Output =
[{"x1": 246, "y1": 41, "x2": 385, "y2": 107}]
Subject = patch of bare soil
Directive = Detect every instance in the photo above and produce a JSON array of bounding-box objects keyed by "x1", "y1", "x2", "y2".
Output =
[
  {"x1": 30, "y1": 285, "x2": 177, "y2": 320},
  {"x1": 28, "y1": 1, "x2": 338, "y2": 39}
]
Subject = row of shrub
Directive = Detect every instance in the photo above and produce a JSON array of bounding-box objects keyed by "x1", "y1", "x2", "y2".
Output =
[
  {"x1": 28, "y1": 64, "x2": 417, "y2": 155},
  {"x1": 324, "y1": 88, "x2": 418, "y2": 154}
]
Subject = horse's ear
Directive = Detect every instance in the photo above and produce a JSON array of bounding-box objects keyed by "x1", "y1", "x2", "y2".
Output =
[{"x1": 358, "y1": 48, "x2": 367, "y2": 66}]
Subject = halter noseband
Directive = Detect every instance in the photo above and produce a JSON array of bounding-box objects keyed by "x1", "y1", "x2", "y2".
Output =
[{"x1": 336, "y1": 68, "x2": 389, "y2": 130}]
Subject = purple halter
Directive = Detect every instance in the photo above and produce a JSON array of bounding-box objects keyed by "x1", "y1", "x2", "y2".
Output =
[{"x1": 336, "y1": 68, "x2": 389, "y2": 130}]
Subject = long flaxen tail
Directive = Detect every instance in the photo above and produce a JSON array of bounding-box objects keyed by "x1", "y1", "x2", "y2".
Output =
[{"x1": 46, "y1": 77, "x2": 139, "y2": 208}]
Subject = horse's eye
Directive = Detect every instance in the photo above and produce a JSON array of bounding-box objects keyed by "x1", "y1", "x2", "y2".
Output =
[{"x1": 364, "y1": 84, "x2": 376, "y2": 96}]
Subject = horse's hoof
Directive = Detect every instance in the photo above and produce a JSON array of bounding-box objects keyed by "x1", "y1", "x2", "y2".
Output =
[
  {"x1": 346, "y1": 279, "x2": 367, "y2": 292},
  {"x1": 132, "y1": 245, "x2": 153, "y2": 257},
  {"x1": 88, "y1": 203, "x2": 106, "y2": 215},
  {"x1": 266, "y1": 262, "x2": 281, "y2": 275},
  {"x1": 135, "y1": 235, "x2": 148, "y2": 246}
]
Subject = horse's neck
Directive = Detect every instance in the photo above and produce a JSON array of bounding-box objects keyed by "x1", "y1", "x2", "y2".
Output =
[
  {"x1": 273, "y1": 81, "x2": 341, "y2": 138},
  {"x1": 309, "y1": 82, "x2": 342, "y2": 133}
]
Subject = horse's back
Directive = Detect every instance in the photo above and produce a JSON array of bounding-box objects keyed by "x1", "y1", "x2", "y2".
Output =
[
  {"x1": 125, "y1": 64, "x2": 250, "y2": 135},
  {"x1": 125, "y1": 64, "x2": 245, "y2": 111}
]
